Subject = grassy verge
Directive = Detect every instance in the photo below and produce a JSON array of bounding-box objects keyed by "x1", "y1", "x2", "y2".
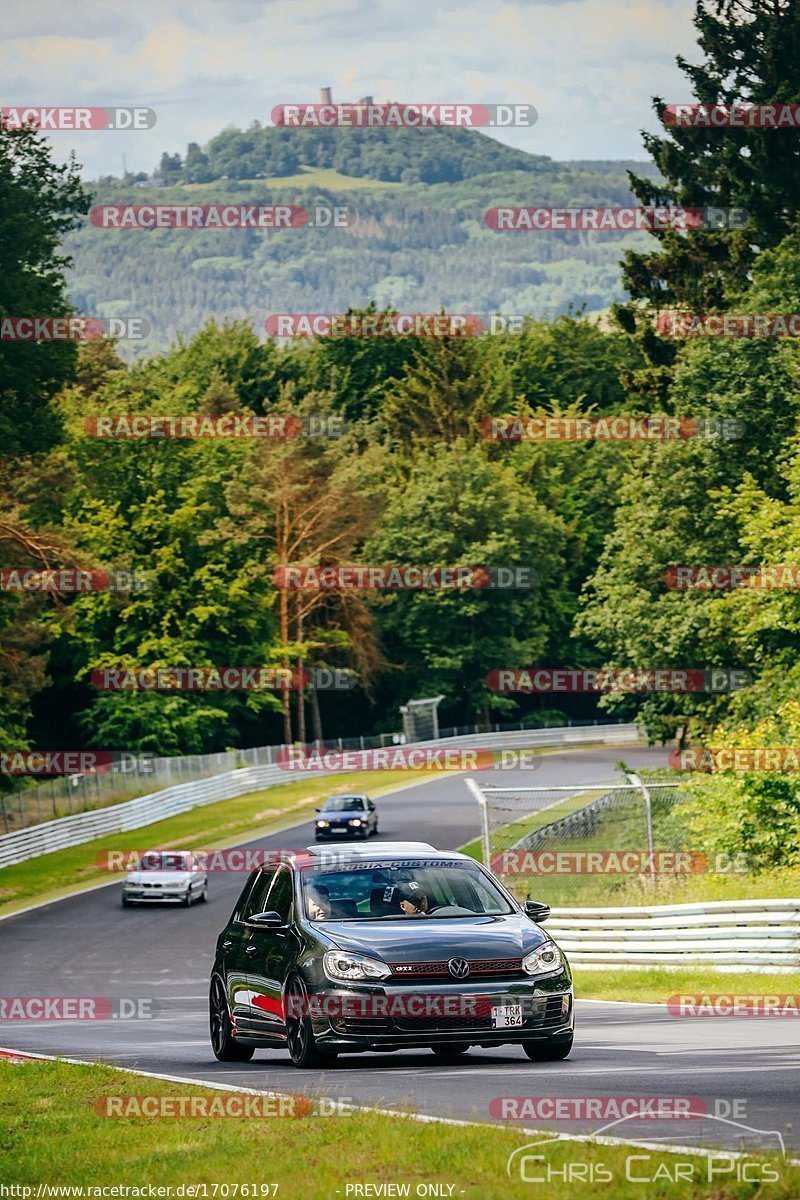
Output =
[
  {"x1": 0, "y1": 768, "x2": 455, "y2": 917},
  {"x1": 459, "y1": 785, "x2": 800, "y2": 906},
  {"x1": 2, "y1": 1059, "x2": 795, "y2": 1198},
  {"x1": 574, "y1": 966, "x2": 800, "y2": 1004}
]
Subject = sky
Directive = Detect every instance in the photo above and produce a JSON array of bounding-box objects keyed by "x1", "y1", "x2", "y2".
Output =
[{"x1": 0, "y1": 0, "x2": 699, "y2": 178}]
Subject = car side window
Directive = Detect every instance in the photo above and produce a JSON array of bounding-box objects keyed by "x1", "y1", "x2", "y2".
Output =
[
  {"x1": 240, "y1": 870, "x2": 276, "y2": 921},
  {"x1": 265, "y1": 867, "x2": 293, "y2": 924},
  {"x1": 367, "y1": 801, "x2": 375, "y2": 811}
]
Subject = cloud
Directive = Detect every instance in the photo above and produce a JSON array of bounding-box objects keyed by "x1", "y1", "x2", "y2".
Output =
[{"x1": 2, "y1": 0, "x2": 697, "y2": 176}]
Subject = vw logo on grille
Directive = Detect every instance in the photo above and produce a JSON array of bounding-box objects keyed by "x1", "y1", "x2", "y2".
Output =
[{"x1": 448, "y1": 958, "x2": 470, "y2": 979}]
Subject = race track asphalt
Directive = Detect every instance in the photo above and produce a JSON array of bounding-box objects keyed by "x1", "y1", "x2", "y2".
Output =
[{"x1": 1, "y1": 744, "x2": 797, "y2": 1157}]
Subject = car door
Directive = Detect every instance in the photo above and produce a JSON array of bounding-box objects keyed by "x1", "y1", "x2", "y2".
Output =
[
  {"x1": 190, "y1": 853, "x2": 207, "y2": 898},
  {"x1": 366, "y1": 799, "x2": 377, "y2": 833},
  {"x1": 222, "y1": 868, "x2": 274, "y2": 1032},
  {"x1": 245, "y1": 865, "x2": 298, "y2": 1041}
]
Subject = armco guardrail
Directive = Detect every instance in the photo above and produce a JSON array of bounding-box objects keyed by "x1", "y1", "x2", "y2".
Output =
[
  {"x1": 0, "y1": 717, "x2": 637, "y2": 833},
  {"x1": 0, "y1": 723, "x2": 640, "y2": 869},
  {"x1": 547, "y1": 899, "x2": 800, "y2": 972},
  {"x1": 0, "y1": 764, "x2": 304, "y2": 871}
]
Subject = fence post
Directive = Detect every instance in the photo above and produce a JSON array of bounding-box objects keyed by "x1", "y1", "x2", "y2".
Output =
[
  {"x1": 628, "y1": 772, "x2": 655, "y2": 890},
  {"x1": 466, "y1": 778, "x2": 492, "y2": 866}
]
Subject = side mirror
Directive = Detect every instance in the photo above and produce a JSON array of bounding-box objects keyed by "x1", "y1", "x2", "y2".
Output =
[
  {"x1": 524, "y1": 901, "x2": 551, "y2": 924},
  {"x1": 315, "y1": 808, "x2": 321, "y2": 813},
  {"x1": 247, "y1": 910, "x2": 284, "y2": 928}
]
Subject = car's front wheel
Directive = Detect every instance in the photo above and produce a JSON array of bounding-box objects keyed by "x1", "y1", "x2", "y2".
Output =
[
  {"x1": 209, "y1": 977, "x2": 255, "y2": 1062},
  {"x1": 522, "y1": 1035, "x2": 573, "y2": 1061},
  {"x1": 286, "y1": 977, "x2": 333, "y2": 1068}
]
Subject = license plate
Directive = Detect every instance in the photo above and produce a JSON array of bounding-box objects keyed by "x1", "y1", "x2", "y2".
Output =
[{"x1": 492, "y1": 1003, "x2": 523, "y2": 1029}]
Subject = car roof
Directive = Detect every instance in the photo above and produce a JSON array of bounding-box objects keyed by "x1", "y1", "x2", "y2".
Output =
[
  {"x1": 300, "y1": 841, "x2": 468, "y2": 861},
  {"x1": 322, "y1": 793, "x2": 368, "y2": 802}
]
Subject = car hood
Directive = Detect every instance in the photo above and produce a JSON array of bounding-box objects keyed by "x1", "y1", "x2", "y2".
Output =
[
  {"x1": 125, "y1": 870, "x2": 192, "y2": 885},
  {"x1": 316, "y1": 809, "x2": 364, "y2": 818},
  {"x1": 319, "y1": 913, "x2": 548, "y2": 961}
]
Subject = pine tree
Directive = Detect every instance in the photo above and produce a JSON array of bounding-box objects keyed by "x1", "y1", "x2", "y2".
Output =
[{"x1": 622, "y1": 0, "x2": 800, "y2": 316}]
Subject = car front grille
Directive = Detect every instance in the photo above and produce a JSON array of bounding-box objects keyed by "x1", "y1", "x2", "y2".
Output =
[
  {"x1": 388, "y1": 957, "x2": 524, "y2": 981},
  {"x1": 329, "y1": 994, "x2": 569, "y2": 1037},
  {"x1": 394, "y1": 994, "x2": 567, "y2": 1033}
]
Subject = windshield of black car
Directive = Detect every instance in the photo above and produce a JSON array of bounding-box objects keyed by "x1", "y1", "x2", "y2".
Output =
[
  {"x1": 323, "y1": 797, "x2": 366, "y2": 812},
  {"x1": 140, "y1": 853, "x2": 189, "y2": 871},
  {"x1": 300, "y1": 860, "x2": 513, "y2": 920}
]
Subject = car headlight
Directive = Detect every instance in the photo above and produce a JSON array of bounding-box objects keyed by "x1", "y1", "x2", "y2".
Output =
[
  {"x1": 317, "y1": 820, "x2": 330, "y2": 827},
  {"x1": 348, "y1": 819, "x2": 363, "y2": 826},
  {"x1": 323, "y1": 950, "x2": 391, "y2": 983},
  {"x1": 522, "y1": 943, "x2": 563, "y2": 976}
]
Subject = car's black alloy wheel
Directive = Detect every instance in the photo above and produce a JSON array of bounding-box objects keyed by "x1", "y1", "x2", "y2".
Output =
[
  {"x1": 286, "y1": 977, "x2": 336, "y2": 1067},
  {"x1": 210, "y1": 977, "x2": 254, "y2": 1062}
]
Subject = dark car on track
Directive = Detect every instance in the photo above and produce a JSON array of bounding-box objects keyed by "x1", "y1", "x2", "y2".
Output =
[
  {"x1": 314, "y1": 793, "x2": 378, "y2": 840},
  {"x1": 209, "y1": 841, "x2": 573, "y2": 1068}
]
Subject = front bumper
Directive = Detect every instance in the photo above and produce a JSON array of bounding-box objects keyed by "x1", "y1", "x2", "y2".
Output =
[
  {"x1": 314, "y1": 827, "x2": 366, "y2": 839},
  {"x1": 309, "y1": 976, "x2": 574, "y2": 1050},
  {"x1": 124, "y1": 890, "x2": 190, "y2": 903}
]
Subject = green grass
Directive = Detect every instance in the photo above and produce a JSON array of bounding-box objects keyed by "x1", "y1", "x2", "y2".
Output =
[
  {"x1": 574, "y1": 966, "x2": 800, "y2": 1003},
  {"x1": 0, "y1": 767, "x2": 455, "y2": 916},
  {"x1": 2, "y1": 1059, "x2": 795, "y2": 1198},
  {"x1": 181, "y1": 167, "x2": 401, "y2": 192},
  {"x1": 460, "y1": 787, "x2": 800, "y2": 907}
]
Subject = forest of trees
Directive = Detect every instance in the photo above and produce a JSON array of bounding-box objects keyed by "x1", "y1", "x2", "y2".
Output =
[
  {"x1": 3, "y1": 0, "x2": 800, "y2": 868},
  {"x1": 68, "y1": 156, "x2": 656, "y2": 352}
]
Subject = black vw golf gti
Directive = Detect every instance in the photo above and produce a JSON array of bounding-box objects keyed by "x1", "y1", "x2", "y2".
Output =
[{"x1": 209, "y1": 842, "x2": 573, "y2": 1067}]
